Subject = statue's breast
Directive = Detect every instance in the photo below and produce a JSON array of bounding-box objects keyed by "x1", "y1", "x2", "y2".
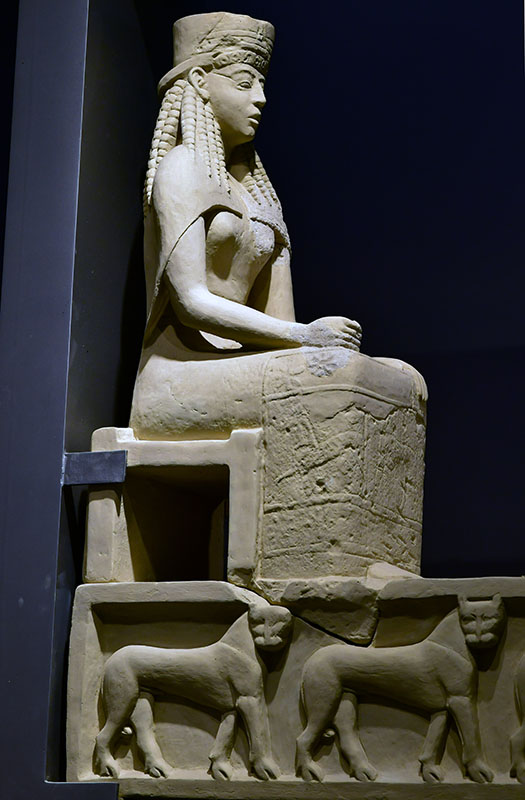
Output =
[
  {"x1": 206, "y1": 209, "x2": 275, "y2": 302},
  {"x1": 249, "y1": 218, "x2": 275, "y2": 263},
  {"x1": 206, "y1": 210, "x2": 243, "y2": 277}
]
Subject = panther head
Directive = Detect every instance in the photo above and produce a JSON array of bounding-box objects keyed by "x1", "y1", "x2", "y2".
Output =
[
  {"x1": 458, "y1": 593, "x2": 505, "y2": 650},
  {"x1": 248, "y1": 605, "x2": 293, "y2": 651}
]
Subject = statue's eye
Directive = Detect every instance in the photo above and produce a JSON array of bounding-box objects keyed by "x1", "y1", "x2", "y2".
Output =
[
  {"x1": 238, "y1": 81, "x2": 253, "y2": 89},
  {"x1": 462, "y1": 615, "x2": 475, "y2": 623}
]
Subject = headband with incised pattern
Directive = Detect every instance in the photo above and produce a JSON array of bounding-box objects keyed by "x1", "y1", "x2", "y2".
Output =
[{"x1": 158, "y1": 12, "x2": 275, "y2": 96}]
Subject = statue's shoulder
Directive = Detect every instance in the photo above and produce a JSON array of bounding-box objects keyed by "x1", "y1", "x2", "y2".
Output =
[
  {"x1": 153, "y1": 145, "x2": 206, "y2": 199},
  {"x1": 152, "y1": 145, "x2": 241, "y2": 218}
]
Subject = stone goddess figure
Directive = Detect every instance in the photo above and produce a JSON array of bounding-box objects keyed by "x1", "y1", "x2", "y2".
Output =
[{"x1": 130, "y1": 12, "x2": 427, "y2": 582}]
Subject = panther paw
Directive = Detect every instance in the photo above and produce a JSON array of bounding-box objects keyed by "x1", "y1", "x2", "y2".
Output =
[
  {"x1": 467, "y1": 758, "x2": 493, "y2": 783},
  {"x1": 252, "y1": 756, "x2": 280, "y2": 781},
  {"x1": 144, "y1": 757, "x2": 171, "y2": 778},
  {"x1": 209, "y1": 758, "x2": 233, "y2": 781},
  {"x1": 353, "y1": 760, "x2": 378, "y2": 782},
  {"x1": 95, "y1": 754, "x2": 120, "y2": 779},
  {"x1": 296, "y1": 758, "x2": 324, "y2": 782},
  {"x1": 421, "y1": 762, "x2": 444, "y2": 783}
]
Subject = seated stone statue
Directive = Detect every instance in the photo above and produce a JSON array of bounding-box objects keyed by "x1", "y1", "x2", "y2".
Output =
[{"x1": 129, "y1": 12, "x2": 427, "y2": 583}]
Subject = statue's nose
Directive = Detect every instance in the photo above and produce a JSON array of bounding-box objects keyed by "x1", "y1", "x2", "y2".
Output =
[{"x1": 253, "y1": 83, "x2": 266, "y2": 108}]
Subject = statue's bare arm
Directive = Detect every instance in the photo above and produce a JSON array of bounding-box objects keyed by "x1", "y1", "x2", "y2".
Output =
[{"x1": 164, "y1": 217, "x2": 361, "y2": 350}]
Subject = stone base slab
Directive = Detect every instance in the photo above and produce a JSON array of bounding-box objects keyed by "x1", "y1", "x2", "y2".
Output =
[
  {"x1": 67, "y1": 578, "x2": 525, "y2": 791},
  {"x1": 95, "y1": 776, "x2": 524, "y2": 799}
]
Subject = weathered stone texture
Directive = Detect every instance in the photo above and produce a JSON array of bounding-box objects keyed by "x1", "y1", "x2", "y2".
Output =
[{"x1": 260, "y1": 350, "x2": 425, "y2": 579}]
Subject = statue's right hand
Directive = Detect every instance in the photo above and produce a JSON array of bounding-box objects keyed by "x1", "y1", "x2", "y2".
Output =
[{"x1": 299, "y1": 317, "x2": 362, "y2": 351}]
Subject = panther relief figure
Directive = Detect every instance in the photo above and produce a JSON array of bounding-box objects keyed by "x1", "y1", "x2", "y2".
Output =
[
  {"x1": 296, "y1": 594, "x2": 505, "y2": 784},
  {"x1": 94, "y1": 604, "x2": 292, "y2": 780}
]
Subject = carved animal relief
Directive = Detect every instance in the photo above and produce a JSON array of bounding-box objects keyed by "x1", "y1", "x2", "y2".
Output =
[
  {"x1": 94, "y1": 605, "x2": 292, "y2": 780},
  {"x1": 296, "y1": 595, "x2": 505, "y2": 785}
]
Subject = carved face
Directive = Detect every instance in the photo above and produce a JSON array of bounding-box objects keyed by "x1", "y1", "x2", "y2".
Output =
[
  {"x1": 205, "y1": 64, "x2": 266, "y2": 148},
  {"x1": 458, "y1": 594, "x2": 505, "y2": 649},
  {"x1": 248, "y1": 605, "x2": 293, "y2": 651}
]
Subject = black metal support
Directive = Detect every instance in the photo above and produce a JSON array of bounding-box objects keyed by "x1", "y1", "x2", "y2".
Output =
[
  {"x1": 63, "y1": 452, "x2": 127, "y2": 486},
  {"x1": 0, "y1": 0, "x2": 118, "y2": 797}
]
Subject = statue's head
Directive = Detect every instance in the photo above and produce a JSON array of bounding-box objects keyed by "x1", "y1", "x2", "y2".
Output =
[
  {"x1": 144, "y1": 13, "x2": 284, "y2": 222},
  {"x1": 159, "y1": 13, "x2": 274, "y2": 150}
]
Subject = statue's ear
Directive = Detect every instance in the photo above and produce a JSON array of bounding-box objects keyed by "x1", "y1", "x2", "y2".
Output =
[
  {"x1": 491, "y1": 592, "x2": 502, "y2": 607},
  {"x1": 457, "y1": 595, "x2": 467, "y2": 607},
  {"x1": 188, "y1": 67, "x2": 209, "y2": 102}
]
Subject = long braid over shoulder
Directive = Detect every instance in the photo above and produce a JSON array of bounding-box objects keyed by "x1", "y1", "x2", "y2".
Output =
[{"x1": 143, "y1": 80, "x2": 184, "y2": 214}]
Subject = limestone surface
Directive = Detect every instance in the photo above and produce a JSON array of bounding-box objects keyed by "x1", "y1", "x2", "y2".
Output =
[
  {"x1": 67, "y1": 578, "x2": 525, "y2": 792},
  {"x1": 124, "y1": 9, "x2": 426, "y2": 580}
]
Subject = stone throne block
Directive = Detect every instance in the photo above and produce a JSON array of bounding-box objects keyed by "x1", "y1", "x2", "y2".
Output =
[
  {"x1": 84, "y1": 426, "x2": 263, "y2": 584},
  {"x1": 85, "y1": 352, "x2": 426, "y2": 591},
  {"x1": 258, "y1": 349, "x2": 426, "y2": 581}
]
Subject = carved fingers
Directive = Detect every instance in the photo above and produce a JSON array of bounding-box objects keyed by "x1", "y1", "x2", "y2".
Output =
[{"x1": 301, "y1": 317, "x2": 362, "y2": 351}]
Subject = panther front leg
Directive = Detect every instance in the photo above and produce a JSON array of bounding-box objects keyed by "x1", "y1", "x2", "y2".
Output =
[
  {"x1": 448, "y1": 696, "x2": 493, "y2": 783},
  {"x1": 236, "y1": 694, "x2": 280, "y2": 780}
]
